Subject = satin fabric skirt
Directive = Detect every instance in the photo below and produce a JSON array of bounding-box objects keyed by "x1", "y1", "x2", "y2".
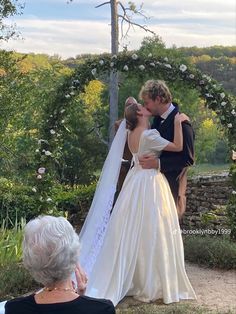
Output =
[{"x1": 86, "y1": 165, "x2": 197, "y2": 306}]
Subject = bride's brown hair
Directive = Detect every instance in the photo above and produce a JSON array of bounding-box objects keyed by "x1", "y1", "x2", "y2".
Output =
[{"x1": 125, "y1": 103, "x2": 139, "y2": 131}]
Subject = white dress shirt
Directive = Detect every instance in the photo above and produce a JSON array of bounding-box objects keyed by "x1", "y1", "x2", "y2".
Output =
[{"x1": 160, "y1": 103, "x2": 175, "y2": 122}]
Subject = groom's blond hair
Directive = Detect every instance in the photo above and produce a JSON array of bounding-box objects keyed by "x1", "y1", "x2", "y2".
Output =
[{"x1": 139, "y1": 80, "x2": 172, "y2": 104}]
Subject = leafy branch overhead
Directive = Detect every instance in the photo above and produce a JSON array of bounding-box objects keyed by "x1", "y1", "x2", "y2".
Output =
[{"x1": 0, "y1": 0, "x2": 24, "y2": 41}]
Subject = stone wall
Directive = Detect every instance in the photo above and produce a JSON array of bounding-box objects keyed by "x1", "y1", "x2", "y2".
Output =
[
  {"x1": 183, "y1": 173, "x2": 232, "y2": 230},
  {"x1": 70, "y1": 172, "x2": 233, "y2": 232}
]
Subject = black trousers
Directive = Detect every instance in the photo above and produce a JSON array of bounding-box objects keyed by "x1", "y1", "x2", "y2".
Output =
[
  {"x1": 163, "y1": 169, "x2": 188, "y2": 220},
  {"x1": 163, "y1": 171, "x2": 180, "y2": 205}
]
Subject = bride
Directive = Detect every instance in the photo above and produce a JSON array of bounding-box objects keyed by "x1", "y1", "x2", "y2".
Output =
[
  {"x1": 78, "y1": 101, "x2": 197, "y2": 306},
  {"x1": 0, "y1": 101, "x2": 196, "y2": 314}
]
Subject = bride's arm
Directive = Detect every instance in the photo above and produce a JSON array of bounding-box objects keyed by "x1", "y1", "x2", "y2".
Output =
[{"x1": 163, "y1": 113, "x2": 188, "y2": 152}]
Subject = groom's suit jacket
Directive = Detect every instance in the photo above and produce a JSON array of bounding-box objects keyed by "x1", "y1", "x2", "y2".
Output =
[{"x1": 152, "y1": 102, "x2": 195, "y2": 216}]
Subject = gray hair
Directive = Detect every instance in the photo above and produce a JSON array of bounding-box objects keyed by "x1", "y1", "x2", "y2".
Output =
[{"x1": 23, "y1": 215, "x2": 80, "y2": 286}]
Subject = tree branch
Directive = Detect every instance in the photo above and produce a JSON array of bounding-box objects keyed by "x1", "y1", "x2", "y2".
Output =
[
  {"x1": 118, "y1": 2, "x2": 129, "y2": 18},
  {"x1": 94, "y1": 128, "x2": 108, "y2": 146},
  {"x1": 118, "y1": 14, "x2": 155, "y2": 36},
  {"x1": 117, "y1": 1, "x2": 155, "y2": 39},
  {"x1": 95, "y1": 1, "x2": 111, "y2": 9},
  {"x1": 88, "y1": 124, "x2": 108, "y2": 146}
]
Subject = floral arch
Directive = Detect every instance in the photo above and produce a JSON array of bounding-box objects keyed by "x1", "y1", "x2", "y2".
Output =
[
  {"x1": 34, "y1": 52, "x2": 236, "y2": 237},
  {"x1": 41, "y1": 53, "x2": 235, "y2": 148}
]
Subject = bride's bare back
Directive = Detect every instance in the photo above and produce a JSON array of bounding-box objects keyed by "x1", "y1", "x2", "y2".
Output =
[{"x1": 128, "y1": 127, "x2": 146, "y2": 154}]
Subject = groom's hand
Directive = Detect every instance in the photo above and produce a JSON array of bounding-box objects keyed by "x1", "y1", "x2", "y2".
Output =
[{"x1": 139, "y1": 154, "x2": 159, "y2": 169}]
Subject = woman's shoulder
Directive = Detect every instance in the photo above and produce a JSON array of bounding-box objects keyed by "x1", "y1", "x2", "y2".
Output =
[
  {"x1": 79, "y1": 295, "x2": 115, "y2": 313},
  {"x1": 5, "y1": 295, "x2": 115, "y2": 314},
  {"x1": 143, "y1": 129, "x2": 160, "y2": 139},
  {"x1": 5, "y1": 295, "x2": 35, "y2": 313}
]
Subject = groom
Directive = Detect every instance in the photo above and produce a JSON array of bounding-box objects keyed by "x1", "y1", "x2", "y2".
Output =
[{"x1": 139, "y1": 80, "x2": 195, "y2": 219}]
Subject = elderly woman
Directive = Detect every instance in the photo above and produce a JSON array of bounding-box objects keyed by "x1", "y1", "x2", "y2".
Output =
[{"x1": 4, "y1": 216, "x2": 115, "y2": 314}]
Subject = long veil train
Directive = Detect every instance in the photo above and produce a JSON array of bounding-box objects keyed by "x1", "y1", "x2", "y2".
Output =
[
  {"x1": 0, "y1": 121, "x2": 127, "y2": 314},
  {"x1": 78, "y1": 120, "x2": 127, "y2": 276}
]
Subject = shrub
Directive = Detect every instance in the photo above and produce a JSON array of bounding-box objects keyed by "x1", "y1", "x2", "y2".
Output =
[
  {"x1": 0, "y1": 178, "x2": 39, "y2": 226},
  {"x1": 0, "y1": 177, "x2": 96, "y2": 225},
  {"x1": 0, "y1": 263, "x2": 38, "y2": 301},
  {"x1": 0, "y1": 218, "x2": 24, "y2": 267},
  {"x1": 53, "y1": 182, "x2": 96, "y2": 214},
  {"x1": 227, "y1": 164, "x2": 236, "y2": 240},
  {"x1": 183, "y1": 235, "x2": 236, "y2": 269},
  {"x1": 0, "y1": 218, "x2": 39, "y2": 300}
]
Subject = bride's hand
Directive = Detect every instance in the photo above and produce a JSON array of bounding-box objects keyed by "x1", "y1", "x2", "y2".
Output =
[
  {"x1": 174, "y1": 113, "x2": 190, "y2": 123},
  {"x1": 174, "y1": 113, "x2": 181, "y2": 124},
  {"x1": 179, "y1": 113, "x2": 190, "y2": 122}
]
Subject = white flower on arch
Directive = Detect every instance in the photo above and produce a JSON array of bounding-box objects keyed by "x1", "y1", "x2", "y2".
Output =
[
  {"x1": 38, "y1": 167, "x2": 46, "y2": 174},
  {"x1": 180, "y1": 64, "x2": 187, "y2": 72},
  {"x1": 132, "y1": 54, "x2": 138, "y2": 60},
  {"x1": 91, "y1": 68, "x2": 97, "y2": 76},
  {"x1": 139, "y1": 65, "x2": 145, "y2": 71}
]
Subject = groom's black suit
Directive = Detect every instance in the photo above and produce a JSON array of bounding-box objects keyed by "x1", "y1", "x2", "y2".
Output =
[{"x1": 152, "y1": 103, "x2": 194, "y2": 216}]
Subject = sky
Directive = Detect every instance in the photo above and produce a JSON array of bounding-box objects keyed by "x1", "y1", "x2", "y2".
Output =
[{"x1": 1, "y1": 0, "x2": 236, "y2": 59}]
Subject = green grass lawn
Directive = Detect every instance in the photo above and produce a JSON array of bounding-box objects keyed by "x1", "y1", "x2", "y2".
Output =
[
  {"x1": 189, "y1": 163, "x2": 229, "y2": 176},
  {"x1": 96, "y1": 163, "x2": 230, "y2": 178}
]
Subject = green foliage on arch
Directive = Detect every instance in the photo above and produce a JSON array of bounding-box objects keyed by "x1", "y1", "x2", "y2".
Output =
[
  {"x1": 33, "y1": 52, "x2": 236, "y2": 236},
  {"x1": 36, "y1": 52, "x2": 235, "y2": 163}
]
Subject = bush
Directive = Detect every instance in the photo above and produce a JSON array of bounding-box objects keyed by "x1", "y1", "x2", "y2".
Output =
[
  {"x1": 227, "y1": 164, "x2": 236, "y2": 240},
  {"x1": 0, "y1": 263, "x2": 38, "y2": 301},
  {"x1": 53, "y1": 182, "x2": 96, "y2": 214},
  {"x1": 0, "y1": 177, "x2": 96, "y2": 225},
  {"x1": 183, "y1": 235, "x2": 236, "y2": 269},
  {"x1": 0, "y1": 219, "x2": 39, "y2": 300},
  {"x1": 0, "y1": 218, "x2": 24, "y2": 267},
  {"x1": 0, "y1": 178, "x2": 39, "y2": 226}
]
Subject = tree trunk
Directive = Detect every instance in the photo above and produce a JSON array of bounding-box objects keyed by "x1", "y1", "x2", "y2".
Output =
[{"x1": 109, "y1": 0, "x2": 119, "y2": 147}]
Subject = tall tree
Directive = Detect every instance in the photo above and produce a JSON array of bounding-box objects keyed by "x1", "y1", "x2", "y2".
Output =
[
  {"x1": 0, "y1": 0, "x2": 24, "y2": 41},
  {"x1": 95, "y1": 1, "x2": 154, "y2": 145},
  {"x1": 69, "y1": 0, "x2": 154, "y2": 145}
]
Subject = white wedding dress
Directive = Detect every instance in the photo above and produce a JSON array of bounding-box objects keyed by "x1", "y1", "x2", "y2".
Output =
[
  {"x1": 85, "y1": 129, "x2": 197, "y2": 306},
  {"x1": 0, "y1": 127, "x2": 196, "y2": 314}
]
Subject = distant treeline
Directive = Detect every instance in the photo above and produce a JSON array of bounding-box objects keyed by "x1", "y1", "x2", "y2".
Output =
[
  {"x1": 65, "y1": 45, "x2": 236, "y2": 95},
  {"x1": 2, "y1": 45, "x2": 236, "y2": 96},
  {"x1": 178, "y1": 46, "x2": 236, "y2": 58},
  {"x1": 176, "y1": 46, "x2": 236, "y2": 95}
]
